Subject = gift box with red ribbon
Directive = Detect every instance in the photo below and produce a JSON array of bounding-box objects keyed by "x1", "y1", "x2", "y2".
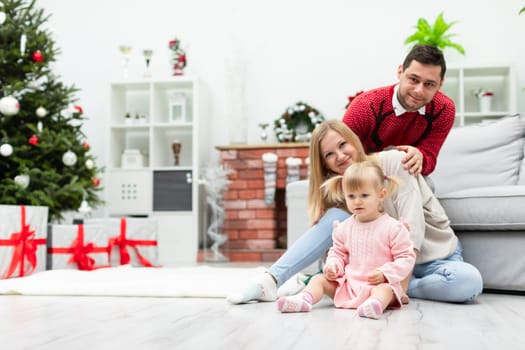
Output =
[
  {"x1": 0, "y1": 205, "x2": 48, "y2": 279},
  {"x1": 85, "y1": 217, "x2": 159, "y2": 267},
  {"x1": 47, "y1": 224, "x2": 110, "y2": 270}
]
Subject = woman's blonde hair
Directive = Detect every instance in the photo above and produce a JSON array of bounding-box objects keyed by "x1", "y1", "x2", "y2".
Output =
[
  {"x1": 321, "y1": 160, "x2": 401, "y2": 213},
  {"x1": 307, "y1": 119, "x2": 369, "y2": 222}
]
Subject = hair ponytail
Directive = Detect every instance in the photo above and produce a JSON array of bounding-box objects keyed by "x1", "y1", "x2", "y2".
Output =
[{"x1": 320, "y1": 175, "x2": 345, "y2": 206}]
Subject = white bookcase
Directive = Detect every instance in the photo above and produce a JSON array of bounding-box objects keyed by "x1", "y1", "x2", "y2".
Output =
[
  {"x1": 441, "y1": 66, "x2": 517, "y2": 127},
  {"x1": 105, "y1": 77, "x2": 205, "y2": 265}
]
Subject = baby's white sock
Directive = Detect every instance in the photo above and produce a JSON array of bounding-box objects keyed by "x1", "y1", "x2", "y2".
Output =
[
  {"x1": 226, "y1": 273, "x2": 277, "y2": 304},
  {"x1": 276, "y1": 291, "x2": 313, "y2": 313},
  {"x1": 357, "y1": 297, "x2": 383, "y2": 319}
]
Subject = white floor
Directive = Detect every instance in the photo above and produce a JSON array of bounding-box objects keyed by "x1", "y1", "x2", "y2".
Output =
[{"x1": 1, "y1": 291, "x2": 525, "y2": 350}]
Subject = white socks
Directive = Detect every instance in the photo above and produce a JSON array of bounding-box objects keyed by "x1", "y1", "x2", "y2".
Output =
[
  {"x1": 357, "y1": 297, "x2": 384, "y2": 319},
  {"x1": 226, "y1": 272, "x2": 277, "y2": 304},
  {"x1": 277, "y1": 291, "x2": 313, "y2": 313},
  {"x1": 276, "y1": 273, "x2": 307, "y2": 297}
]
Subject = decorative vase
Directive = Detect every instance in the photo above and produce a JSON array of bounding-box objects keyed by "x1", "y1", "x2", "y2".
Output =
[{"x1": 479, "y1": 95, "x2": 493, "y2": 113}]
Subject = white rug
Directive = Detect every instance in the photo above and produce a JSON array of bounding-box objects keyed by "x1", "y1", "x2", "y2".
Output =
[{"x1": 0, "y1": 265, "x2": 267, "y2": 298}]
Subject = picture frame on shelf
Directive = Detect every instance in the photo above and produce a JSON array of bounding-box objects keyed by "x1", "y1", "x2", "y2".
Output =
[{"x1": 168, "y1": 92, "x2": 187, "y2": 123}]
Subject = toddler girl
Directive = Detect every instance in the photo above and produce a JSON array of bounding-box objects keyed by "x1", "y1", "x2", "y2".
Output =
[{"x1": 277, "y1": 160, "x2": 416, "y2": 319}]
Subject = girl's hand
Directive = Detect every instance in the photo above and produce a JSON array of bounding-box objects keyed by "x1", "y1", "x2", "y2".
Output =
[
  {"x1": 367, "y1": 270, "x2": 386, "y2": 285},
  {"x1": 323, "y1": 264, "x2": 341, "y2": 281}
]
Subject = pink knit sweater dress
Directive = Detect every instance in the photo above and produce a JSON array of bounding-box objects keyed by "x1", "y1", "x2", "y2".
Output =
[{"x1": 326, "y1": 214, "x2": 416, "y2": 309}]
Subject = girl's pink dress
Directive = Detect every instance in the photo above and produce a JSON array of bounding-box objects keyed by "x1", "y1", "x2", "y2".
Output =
[{"x1": 326, "y1": 214, "x2": 416, "y2": 309}]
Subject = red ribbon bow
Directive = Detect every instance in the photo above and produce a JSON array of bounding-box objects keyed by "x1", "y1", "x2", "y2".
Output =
[
  {"x1": 0, "y1": 206, "x2": 46, "y2": 279},
  {"x1": 67, "y1": 225, "x2": 98, "y2": 270},
  {"x1": 107, "y1": 218, "x2": 158, "y2": 267},
  {"x1": 49, "y1": 224, "x2": 109, "y2": 271}
]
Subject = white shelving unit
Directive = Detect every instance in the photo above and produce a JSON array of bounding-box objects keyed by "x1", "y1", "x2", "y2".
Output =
[
  {"x1": 442, "y1": 66, "x2": 517, "y2": 127},
  {"x1": 106, "y1": 77, "x2": 205, "y2": 265}
]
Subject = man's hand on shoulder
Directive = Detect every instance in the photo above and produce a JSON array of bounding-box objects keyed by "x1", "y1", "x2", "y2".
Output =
[{"x1": 395, "y1": 145, "x2": 423, "y2": 176}]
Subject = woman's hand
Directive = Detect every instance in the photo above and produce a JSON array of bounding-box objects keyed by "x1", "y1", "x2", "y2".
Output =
[
  {"x1": 396, "y1": 145, "x2": 423, "y2": 176},
  {"x1": 367, "y1": 270, "x2": 386, "y2": 285}
]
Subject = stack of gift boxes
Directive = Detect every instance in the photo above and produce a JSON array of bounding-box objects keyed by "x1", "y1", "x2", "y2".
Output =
[{"x1": 0, "y1": 205, "x2": 159, "y2": 280}]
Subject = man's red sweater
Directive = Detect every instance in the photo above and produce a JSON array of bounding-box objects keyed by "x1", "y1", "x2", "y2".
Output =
[{"x1": 342, "y1": 84, "x2": 455, "y2": 175}]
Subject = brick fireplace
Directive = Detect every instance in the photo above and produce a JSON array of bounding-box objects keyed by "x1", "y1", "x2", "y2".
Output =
[{"x1": 215, "y1": 143, "x2": 309, "y2": 262}]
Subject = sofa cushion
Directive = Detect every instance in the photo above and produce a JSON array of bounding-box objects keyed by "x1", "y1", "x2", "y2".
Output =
[
  {"x1": 437, "y1": 185, "x2": 525, "y2": 231},
  {"x1": 431, "y1": 114, "x2": 525, "y2": 196}
]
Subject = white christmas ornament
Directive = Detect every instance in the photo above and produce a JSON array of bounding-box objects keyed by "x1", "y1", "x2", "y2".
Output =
[
  {"x1": 37, "y1": 121, "x2": 43, "y2": 132},
  {"x1": 0, "y1": 12, "x2": 6, "y2": 25},
  {"x1": 85, "y1": 159, "x2": 94, "y2": 169},
  {"x1": 0, "y1": 143, "x2": 13, "y2": 157},
  {"x1": 14, "y1": 174, "x2": 30, "y2": 189},
  {"x1": 36, "y1": 106, "x2": 47, "y2": 118},
  {"x1": 78, "y1": 199, "x2": 91, "y2": 214},
  {"x1": 0, "y1": 96, "x2": 20, "y2": 116},
  {"x1": 20, "y1": 33, "x2": 26, "y2": 55},
  {"x1": 62, "y1": 150, "x2": 78, "y2": 166}
]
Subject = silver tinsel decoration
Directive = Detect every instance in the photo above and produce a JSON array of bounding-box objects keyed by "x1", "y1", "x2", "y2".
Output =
[{"x1": 198, "y1": 163, "x2": 234, "y2": 262}]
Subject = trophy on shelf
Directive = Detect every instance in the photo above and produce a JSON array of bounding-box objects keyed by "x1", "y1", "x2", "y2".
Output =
[
  {"x1": 258, "y1": 122, "x2": 269, "y2": 143},
  {"x1": 119, "y1": 45, "x2": 132, "y2": 79},
  {"x1": 172, "y1": 140, "x2": 182, "y2": 166},
  {"x1": 142, "y1": 49, "x2": 153, "y2": 78}
]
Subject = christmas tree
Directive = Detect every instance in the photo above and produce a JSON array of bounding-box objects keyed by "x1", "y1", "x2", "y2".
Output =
[{"x1": 0, "y1": 0, "x2": 102, "y2": 221}]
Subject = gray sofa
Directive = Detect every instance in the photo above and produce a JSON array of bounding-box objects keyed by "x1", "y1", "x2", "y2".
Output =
[{"x1": 287, "y1": 114, "x2": 525, "y2": 292}]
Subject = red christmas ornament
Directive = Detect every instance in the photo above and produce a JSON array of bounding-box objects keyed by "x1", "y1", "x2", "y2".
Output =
[
  {"x1": 82, "y1": 142, "x2": 90, "y2": 150},
  {"x1": 32, "y1": 50, "x2": 44, "y2": 63},
  {"x1": 74, "y1": 105, "x2": 83, "y2": 114},
  {"x1": 92, "y1": 178, "x2": 100, "y2": 187},
  {"x1": 28, "y1": 134, "x2": 39, "y2": 145}
]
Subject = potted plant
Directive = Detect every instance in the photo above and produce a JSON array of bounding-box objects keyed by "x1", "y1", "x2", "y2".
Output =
[{"x1": 404, "y1": 12, "x2": 465, "y2": 55}]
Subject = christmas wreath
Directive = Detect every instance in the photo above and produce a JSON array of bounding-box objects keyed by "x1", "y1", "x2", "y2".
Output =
[{"x1": 274, "y1": 101, "x2": 325, "y2": 143}]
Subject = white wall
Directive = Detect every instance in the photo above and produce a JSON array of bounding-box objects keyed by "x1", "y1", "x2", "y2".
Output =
[{"x1": 38, "y1": 0, "x2": 525, "y2": 179}]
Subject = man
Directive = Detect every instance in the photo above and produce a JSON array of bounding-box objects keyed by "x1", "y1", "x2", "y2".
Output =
[{"x1": 343, "y1": 44, "x2": 455, "y2": 176}]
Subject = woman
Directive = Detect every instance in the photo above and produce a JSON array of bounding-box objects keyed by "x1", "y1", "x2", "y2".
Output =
[{"x1": 227, "y1": 119, "x2": 482, "y2": 304}]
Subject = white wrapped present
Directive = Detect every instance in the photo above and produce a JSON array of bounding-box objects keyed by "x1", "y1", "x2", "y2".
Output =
[
  {"x1": 85, "y1": 217, "x2": 159, "y2": 267},
  {"x1": 0, "y1": 205, "x2": 48, "y2": 279},
  {"x1": 47, "y1": 224, "x2": 110, "y2": 270}
]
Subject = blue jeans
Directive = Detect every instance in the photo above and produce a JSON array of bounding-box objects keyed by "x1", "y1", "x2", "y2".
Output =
[
  {"x1": 269, "y1": 208, "x2": 483, "y2": 303},
  {"x1": 408, "y1": 241, "x2": 483, "y2": 303},
  {"x1": 269, "y1": 208, "x2": 350, "y2": 287}
]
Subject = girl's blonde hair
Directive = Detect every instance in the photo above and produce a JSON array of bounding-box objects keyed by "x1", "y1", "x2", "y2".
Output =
[
  {"x1": 308, "y1": 119, "x2": 369, "y2": 222},
  {"x1": 321, "y1": 160, "x2": 401, "y2": 213}
]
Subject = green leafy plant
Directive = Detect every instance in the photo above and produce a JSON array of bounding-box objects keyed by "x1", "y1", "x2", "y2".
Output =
[
  {"x1": 405, "y1": 12, "x2": 465, "y2": 55},
  {"x1": 520, "y1": 6, "x2": 525, "y2": 15}
]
